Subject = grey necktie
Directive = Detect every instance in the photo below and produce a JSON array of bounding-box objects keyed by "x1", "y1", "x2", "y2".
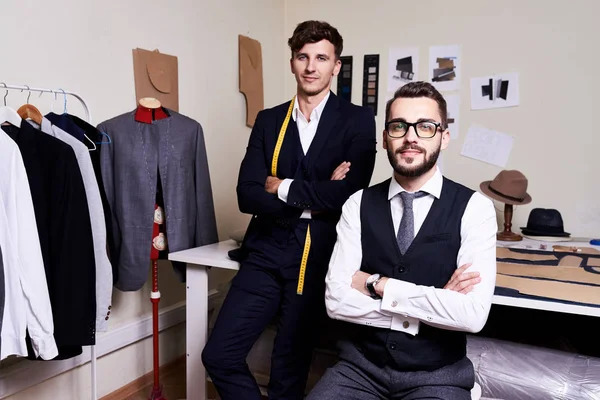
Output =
[{"x1": 396, "y1": 191, "x2": 427, "y2": 254}]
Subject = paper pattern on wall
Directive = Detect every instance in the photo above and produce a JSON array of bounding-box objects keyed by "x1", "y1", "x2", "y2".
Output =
[
  {"x1": 461, "y1": 124, "x2": 514, "y2": 167},
  {"x1": 239, "y1": 35, "x2": 264, "y2": 128},
  {"x1": 387, "y1": 46, "x2": 419, "y2": 94},
  {"x1": 132, "y1": 48, "x2": 179, "y2": 111},
  {"x1": 429, "y1": 45, "x2": 461, "y2": 91},
  {"x1": 470, "y1": 72, "x2": 519, "y2": 110},
  {"x1": 445, "y1": 94, "x2": 460, "y2": 139}
]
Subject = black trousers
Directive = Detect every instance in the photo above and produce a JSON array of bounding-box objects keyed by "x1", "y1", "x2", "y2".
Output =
[{"x1": 202, "y1": 221, "x2": 327, "y2": 400}]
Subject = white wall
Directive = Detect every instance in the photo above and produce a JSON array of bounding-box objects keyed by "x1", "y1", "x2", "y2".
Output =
[
  {"x1": 0, "y1": 0, "x2": 286, "y2": 398},
  {"x1": 285, "y1": 0, "x2": 600, "y2": 238}
]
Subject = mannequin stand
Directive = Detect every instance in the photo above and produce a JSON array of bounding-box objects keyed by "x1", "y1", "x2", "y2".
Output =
[
  {"x1": 149, "y1": 260, "x2": 167, "y2": 400},
  {"x1": 497, "y1": 203, "x2": 522, "y2": 241}
]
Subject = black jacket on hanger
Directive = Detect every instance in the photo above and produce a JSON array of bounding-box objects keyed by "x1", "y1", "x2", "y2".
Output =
[
  {"x1": 47, "y1": 112, "x2": 118, "y2": 285},
  {"x1": 2, "y1": 121, "x2": 96, "y2": 360}
]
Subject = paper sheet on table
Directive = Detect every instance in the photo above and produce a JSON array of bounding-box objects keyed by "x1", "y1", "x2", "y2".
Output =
[{"x1": 460, "y1": 124, "x2": 514, "y2": 167}]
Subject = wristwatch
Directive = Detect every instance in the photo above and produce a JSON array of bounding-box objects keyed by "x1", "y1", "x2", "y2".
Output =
[{"x1": 365, "y1": 273, "x2": 382, "y2": 299}]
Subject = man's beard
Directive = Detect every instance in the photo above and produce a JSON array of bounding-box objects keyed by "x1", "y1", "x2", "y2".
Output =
[{"x1": 387, "y1": 142, "x2": 441, "y2": 178}]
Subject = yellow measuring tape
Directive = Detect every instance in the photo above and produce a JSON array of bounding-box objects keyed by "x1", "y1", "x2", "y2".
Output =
[{"x1": 271, "y1": 96, "x2": 311, "y2": 295}]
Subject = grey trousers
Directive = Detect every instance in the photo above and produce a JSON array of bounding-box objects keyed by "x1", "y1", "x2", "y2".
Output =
[{"x1": 307, "y1": 341, "x2": 474, "y2": 400}]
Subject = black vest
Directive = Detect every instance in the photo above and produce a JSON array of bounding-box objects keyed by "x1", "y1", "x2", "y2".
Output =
[{"x1": 351, "y1": 177, "x2": 474, "y2": 372}]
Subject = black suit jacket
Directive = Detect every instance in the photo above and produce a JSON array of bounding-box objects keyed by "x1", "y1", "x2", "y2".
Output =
[
  {"x1": 2, "y1": 121, "x2": 96, "y2": 359},
  {"x1": 236, "y1": 92, "x2": 377, "y2": 267}
]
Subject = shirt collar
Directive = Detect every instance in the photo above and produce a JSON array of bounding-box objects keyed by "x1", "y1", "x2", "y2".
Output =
[
  {"x1": 134, "y1": 105, "x2": 170, "y2": 124},
  {"x1": 388, "y1": 166, "x2": 443, "y2": 200},
  {"x1": 292, "y1": 91, "x2": 330, "y2": 123}
]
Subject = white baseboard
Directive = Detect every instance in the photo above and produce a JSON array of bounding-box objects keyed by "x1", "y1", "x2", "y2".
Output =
[{"x1": 0, "y1": 301, "x2": 186, "y2": 399}]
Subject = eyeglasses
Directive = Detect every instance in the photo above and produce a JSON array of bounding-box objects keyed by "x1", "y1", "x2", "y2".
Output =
[{"x1": 385, "y1": 119, "x2": 442, "y2": 139}]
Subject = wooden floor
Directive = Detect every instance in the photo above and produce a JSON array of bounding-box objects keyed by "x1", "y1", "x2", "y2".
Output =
[{"x1": 103, "y1": 356, "x2": 265, "y2": 400}]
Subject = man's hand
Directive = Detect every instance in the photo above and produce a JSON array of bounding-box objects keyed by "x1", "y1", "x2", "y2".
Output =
[
  {"x1": 351, "y1": 271, "x2": 371, "y2": 296},
  {"x1": 265, "y1": 176, "x2": 283, "y2": 194},
  {"x1": 331, "y1": 161, "x2": 351, "y2": 180},
  {"x1": 444, "y1": 263, "x2": 481, "y2": 294}
]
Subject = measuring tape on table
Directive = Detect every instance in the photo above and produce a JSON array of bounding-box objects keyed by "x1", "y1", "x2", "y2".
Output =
[{"x1": 271, "y1": 96, "x2": 311, "y2": 295}]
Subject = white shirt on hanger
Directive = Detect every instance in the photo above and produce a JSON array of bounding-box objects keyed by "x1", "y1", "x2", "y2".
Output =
[
  {"x1": 325, "y1": 167, "x2": 498, "y2": 335},
  {"x1": 31, "y1": 118, "x2": 113, "y2": 332},
  {"x1": 277, "y1": 92, "x2": 330, "y2": 219},
  {"x1": 0, "y1": 129, "x2": 58, "y2": 361}
]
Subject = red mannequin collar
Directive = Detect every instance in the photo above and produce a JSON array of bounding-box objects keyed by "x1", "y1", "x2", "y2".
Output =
[{"x1": 135, "y1": 105, "x2": 169, "y2": 123}]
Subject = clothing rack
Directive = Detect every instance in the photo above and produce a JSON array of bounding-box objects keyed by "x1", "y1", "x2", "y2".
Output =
[{"x1": 1, "y1": 82, "x2": 98, "y2": 400}]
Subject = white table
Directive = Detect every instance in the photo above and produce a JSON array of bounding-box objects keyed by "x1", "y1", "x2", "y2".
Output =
[
  {"x1": 169, "y1": 240, "x2": 240, "y2": 400},
  {"x1": 169, "y1": 238, "x2": 600, "y2": 399}
]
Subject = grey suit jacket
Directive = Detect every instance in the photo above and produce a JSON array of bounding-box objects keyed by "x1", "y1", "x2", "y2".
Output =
[{"x1": 98, "y1": 109, "x2": 218, "y2": 291}]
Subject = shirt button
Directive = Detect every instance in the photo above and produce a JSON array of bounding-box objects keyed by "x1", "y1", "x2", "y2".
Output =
[
  {"x1": 391, "y1": 300, "x2": 398, "y2": 307},
  {"x1": 398, "y1": 266, "x2": 406, "y2": 273},
  {"x1": 403, "y1": 321, "x2": 410, "y2": 329},
  {"x1": 389, "y1": 343, "x2": 397, "y2": 350}
]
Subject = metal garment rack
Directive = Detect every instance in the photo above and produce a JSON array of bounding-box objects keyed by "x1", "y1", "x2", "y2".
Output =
[{"x1": 1, "y1": 83, "x2": 98, "y2": 400}]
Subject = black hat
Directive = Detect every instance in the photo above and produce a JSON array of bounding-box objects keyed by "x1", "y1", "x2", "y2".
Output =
[{"x1": 521, "y1": 208, "x2": 570, "y2": 237}]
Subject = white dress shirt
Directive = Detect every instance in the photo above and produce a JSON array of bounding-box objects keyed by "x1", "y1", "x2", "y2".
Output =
[
  {"x1": 325, "y1": 167, "x2": 498, "y2": 335},
  {"x1": 31, "y1": 118, "x2": 113, "y2": 332},
  {"x1": 0, "y1": 129, "x2": 58, "y2": 360},
  {"x1": 277, "y1": 92, "x2": 330, "y2": 219}
]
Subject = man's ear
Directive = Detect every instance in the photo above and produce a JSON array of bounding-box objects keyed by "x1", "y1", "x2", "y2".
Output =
[
  {"x1": 333, "y1": 58, "x2": 342, "y2": 76},
  {"x1": 440, "y1": 129, "x2": 451, "y2": 150}
]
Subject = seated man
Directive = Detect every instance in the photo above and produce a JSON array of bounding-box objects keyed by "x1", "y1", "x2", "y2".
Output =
[{"x1": 308, "y1": 81, "x2": 497, "y2": 400}]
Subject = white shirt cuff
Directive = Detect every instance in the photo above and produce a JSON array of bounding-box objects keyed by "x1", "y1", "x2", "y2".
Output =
[
  {"x1": 380, "y1": 278, "x2": 420, "y2": 335},
  {"x1": 277, "y1": 178, "x2": 293, "y2": 202}
]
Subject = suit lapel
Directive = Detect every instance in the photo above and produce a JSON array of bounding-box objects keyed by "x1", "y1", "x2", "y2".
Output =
[{"x1": 305, "y1": 92, "x2": 340, "y2": 171}]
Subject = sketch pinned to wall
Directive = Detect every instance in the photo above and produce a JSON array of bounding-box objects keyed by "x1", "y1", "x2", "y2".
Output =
[
  {"x1": 470, "y1": 72, "x2": 519, "y2": 110},
  {"x1": 429, "y1": 45, "x2": 461, "y2": 91},
  {"x1": 387, "y1": 47, "x2": 419, "y2": 94},
  {"x1": 461, "y1": 124, "x2": 515, "y2": 168},
  {"x1": 444, "y1": 94, "x2": 460, "y2": 139}
]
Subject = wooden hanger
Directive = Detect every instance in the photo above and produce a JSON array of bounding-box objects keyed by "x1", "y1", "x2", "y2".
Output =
[
  {"x1": 138, "y1": 97, "x2": 161, "y2": 109},
  {"x1": 16, "y1": 87, "x2": 43, "y2": 125},
  {"x1": 17, "y1": 103, "x2": 43, "y2": 125}
]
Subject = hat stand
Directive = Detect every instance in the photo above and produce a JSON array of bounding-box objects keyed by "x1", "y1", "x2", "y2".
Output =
[{"x1": 497, "y1": 203, "x2": 523, "y2": 241}]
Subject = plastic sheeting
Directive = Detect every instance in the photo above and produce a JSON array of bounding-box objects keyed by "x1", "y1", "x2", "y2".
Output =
[{"x1": 467, "y1": 335, "x2": 600, "y2": 400}]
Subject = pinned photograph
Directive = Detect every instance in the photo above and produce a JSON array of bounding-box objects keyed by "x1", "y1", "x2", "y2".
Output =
[
  {"x1": 387, "y1": 47, "x2": 419, "y2": 93},
  {"x1": 429, "y1": 45, "x2": 461, "y2": 91},
  {"x1": 444, "y1": 94, "x2": 460, "y2": 140},
  {"x1": 470, "y1": 72, "x2": 520, "y2": 110}
]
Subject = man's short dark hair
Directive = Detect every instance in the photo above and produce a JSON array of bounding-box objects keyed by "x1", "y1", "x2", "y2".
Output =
[
  {"x1": 288, "y1": 20, "x2": 343, "y2": 59},
  {"x1": 385, "y1": 82, "x2": 448, "y2": 130}
]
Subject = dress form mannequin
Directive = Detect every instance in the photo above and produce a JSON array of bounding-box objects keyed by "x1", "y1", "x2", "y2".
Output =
[
  {"x1": 139, "y1": 97, "x2": 161, "y2": 109},
  {"x1": 137, "y1": 96, "x2": 168, "y2": 400}
]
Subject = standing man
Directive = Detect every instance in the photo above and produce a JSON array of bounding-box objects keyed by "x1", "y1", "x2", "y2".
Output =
[
  {"x1": 202, "y1": 20, "x2": 377, "y2": 400},
  {"x1": 309, "y1": 82, "x2": 497, "y2": 400}
]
